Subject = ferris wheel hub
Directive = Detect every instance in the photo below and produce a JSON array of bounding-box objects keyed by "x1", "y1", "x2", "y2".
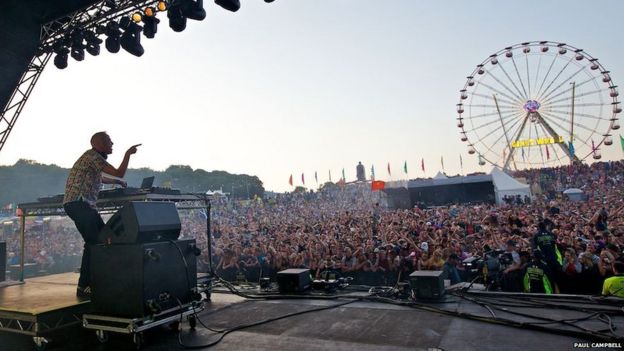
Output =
[{"x1": 523, "y1": 100, "x2": 541, "y2": 113}]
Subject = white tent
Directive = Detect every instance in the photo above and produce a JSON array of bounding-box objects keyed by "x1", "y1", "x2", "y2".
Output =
[
  {"x1": 433, "y1": 171, "x2": 448, "y2": 180},
  {"x1": 490, "y1": 168, "x2": 532, "y2": 204},
  {"x1": 563, "y1": 188, "x2": 584, "y2": 202}
]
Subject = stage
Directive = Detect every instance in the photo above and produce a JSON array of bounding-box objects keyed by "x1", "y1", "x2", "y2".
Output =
[{"x1": 1, "y1": 273, "x2": 623, "y2": 350}]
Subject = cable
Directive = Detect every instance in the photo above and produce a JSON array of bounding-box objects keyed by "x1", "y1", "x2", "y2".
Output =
[{"x1": 178, "y1": 298, "x2": 359, "y2": 349}]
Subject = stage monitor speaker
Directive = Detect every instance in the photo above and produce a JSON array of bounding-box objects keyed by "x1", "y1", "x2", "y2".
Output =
[
  {"x1": 0, "y1": 242, "x2": 5, "y2": 282},
  {"x1": 98, "y1": 201, "x2": 181, "y2": 244},
  {"x1": 277, "y1": 268, "x2": 311, "y2": 293},
  {"x1": 91, "y1": 239, "x2": 199, "y2": 317},
  {"x1": 409, "y1": 270, "x2": 445, "y2": 300}
]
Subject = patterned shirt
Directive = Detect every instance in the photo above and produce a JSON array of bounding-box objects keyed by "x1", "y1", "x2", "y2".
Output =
[{"x1": 63, "y1": 149, "x2": 108, "y2": 207}]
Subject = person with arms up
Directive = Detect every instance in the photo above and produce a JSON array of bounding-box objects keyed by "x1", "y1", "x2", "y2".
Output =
[{"x1": 63, "y1": 132, "x2": 140, "y2": 298}]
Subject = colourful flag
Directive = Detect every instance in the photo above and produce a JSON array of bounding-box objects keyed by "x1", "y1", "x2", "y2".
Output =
[
  {"x1": 568, "y1": 141, "x2": 575, "y2": 157},
  {"x1": 387, "y1": 163, "x2": 391, "y2": 176},
  {"x1": 521, "y1": 148, "x2": 525, "y2": 161},
  {"x1": 459, "y1": 154, "x2": 463, "y2": 169},
  {"x1": 314, "y1": 171, "x2": 318, "y2": 184},
  {"x1": 329, "y1": 170, "x2": 332, "y2": 182},
  {"x1": 592, "y1": 139, "x2": 596, "y2": 152},
  {"x1": 371, "y1": 180, "x2": 385, "y2": 191},
  {"x1": 421, "y1": 158, "x2": 425, "y2": 172},
  {"x1": 301, "y1": 173, "x2": 305, "y2": 185},
  {"x1": 342, "y1": 168, "x2": 346, "y2": 181},
  {"x1": 620, "y1": 135, "x2": 624, "y2": 152},
  {"x1": 371, "y1": 165, "x2": 375, "y2": 180},
  {"x1": 289, "y1": 174, "x2": 293, "y2": 186},
  {"x1": 403, "y1": 161, "x2": 408, "y2": 174},
  {"x1": 440, "y1": 156, "x2": 444, "y2": 171}
]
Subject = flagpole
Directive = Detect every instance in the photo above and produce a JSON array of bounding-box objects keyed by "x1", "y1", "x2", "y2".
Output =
[{"x1": 570, "y1": 81, "x2": 576, "y2": 165}]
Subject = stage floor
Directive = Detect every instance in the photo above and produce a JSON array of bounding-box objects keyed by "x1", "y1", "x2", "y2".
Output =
[
  {"x1": 1, "y1": 285, "x2": 623, "y2": 351},
  {"x1": 0, "y1": 273, "x2": 87, "y2": 315}
]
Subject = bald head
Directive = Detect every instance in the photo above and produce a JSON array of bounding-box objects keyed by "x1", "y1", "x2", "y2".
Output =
[{"x1": 90, "y1": 132, "x2": 113, "y2": 154}]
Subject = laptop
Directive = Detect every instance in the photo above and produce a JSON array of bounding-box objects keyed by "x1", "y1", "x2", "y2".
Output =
[{"x1": 140, "y1": 176, "x2": 155, "y2": 190}]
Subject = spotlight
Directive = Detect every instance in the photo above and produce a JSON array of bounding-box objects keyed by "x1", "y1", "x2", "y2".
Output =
[
  {"x1": 132, "y1": 12, "x2": 143, "y2": 23},
  {"x1": 215, "y1": 0, "x2": 240, "y2": 12},
  {"x1": 143, "y1": 15, "x2": 160, "y2": 38},
  {"x1": 53, "y1": 47, "x2": 69, "y2": 69},
  {"x1": 184, "y1": 0, "x2": 206, "y2": 21},
  {"x1": 167, "y1": 5, "x2": 187, "y2": 32},
  {"x1": 145, "y1": 6, "x2": 156, "y2": 17},
  {"x1": 70, "y1": 31, "x2": 85, "y2": 61},
  {"x1": 120, "y1": 22, "x2": 144, "y2": 57},
  {"x1": 157, "y1": 1, "x2": 167, "y2": 11},
  {"x1": 85, "y1": 31, "x2": 102, "y2": 56},
  {"x1": 104, "y1": 21, "x2": 121, "y2": 53}
]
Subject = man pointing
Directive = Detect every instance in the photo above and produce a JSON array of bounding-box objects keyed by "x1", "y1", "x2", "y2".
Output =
[{"x1": 63, "y1": 131, "x2": 140, "y2": 298}]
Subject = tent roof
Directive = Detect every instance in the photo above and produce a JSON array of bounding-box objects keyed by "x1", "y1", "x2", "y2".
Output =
[
  {"x1": 490, "y1": 168, "x2": 530, "y2": 191},
  {"x1": 433, "y1": 171, "x2": 448, "y2": 180}
]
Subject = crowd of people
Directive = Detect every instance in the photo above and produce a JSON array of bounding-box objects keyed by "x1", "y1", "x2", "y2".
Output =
[{"x1": 2, "y1": 160, "x2": 624, "y2": 296}]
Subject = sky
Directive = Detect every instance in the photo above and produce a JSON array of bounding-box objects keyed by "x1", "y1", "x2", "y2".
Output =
[{"x1": 2, "y1": 0, "x2": 624, "y2": 192}]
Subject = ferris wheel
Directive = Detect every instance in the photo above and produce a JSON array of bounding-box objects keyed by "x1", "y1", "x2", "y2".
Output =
[{"x1": 457, "y1": 41, "x2": 621, "y2": 169}]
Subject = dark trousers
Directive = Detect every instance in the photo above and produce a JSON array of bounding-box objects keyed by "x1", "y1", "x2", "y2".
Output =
[{"x1": 63, "y1": 201, "x2": 104, "y2": 288}]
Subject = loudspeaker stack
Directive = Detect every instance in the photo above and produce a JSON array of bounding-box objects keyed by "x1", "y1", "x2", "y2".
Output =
[{"x1": 91, "y1": 202, "x2": 200, "y2": 317}]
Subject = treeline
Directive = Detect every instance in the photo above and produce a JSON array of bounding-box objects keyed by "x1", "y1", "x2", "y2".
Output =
[{"x1": 0, "y1": 159, "x2": 264, "y2": 205}]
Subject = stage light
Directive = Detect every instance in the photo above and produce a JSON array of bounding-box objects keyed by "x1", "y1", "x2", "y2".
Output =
[
  {"x1": 167, "y1": 5, "x2": 187, "y2": 32},
  {"x1": 215, "y1": 0, "x2": 240, "y2": 12},
  {"x1": 157, "y1": 1, "x2": 167, "y2": 11},
  {"x1": 143, "y1": 15, "x2": 160, "y2": 38},
  {"x1": 184, "y1": 0, "x2": 206, "y2": 21},
  {"x1": 132, "y1": 12, "x2": 143, "y2": 23},
  {"x1": 85, "y1": 31, "x2": 102, "y2": 56},
  {"x1": 53, "y1": 48, "x2": 69, "y2": 69},
  {"x1": 104, "y1": 21, "x2": 121, "y2": 53},
  {"x1": 145, "y1": 6, "x2": 156, "y2": 17},
  {"x1": 70, "y1": 31, "x2": 85, "y2": 61},
  {"x1": 120, "y1": 22, "x2": 144, "y2": 57}
]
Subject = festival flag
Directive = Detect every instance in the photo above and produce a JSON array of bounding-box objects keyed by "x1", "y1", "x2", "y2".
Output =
[
  {"x1": 568, "y1": 141, "x2": 575, "y2": 157},
  {"x1": 314, "y1": 171, "x2": 318, "y2": 184},
  {"x1": 521, "y1": 148, "x2": 526, "y2": 161},
  {"x1": 440, "y1": 156, "x2": 444, "y2": 171},
  {"x1": 329, "y1": 170, "x2": 332, "y2": 182},
  {"x1": 545, "y1": 145, "x2": 550, "y2": 160},
  {"x1": 459, "y1": 154, "x2": 463, "y2": 169},
  {"x1": 592, "y1": 139, "x2": 597, "y2": 157},
  {"x1": 301, "y1": 173, "x2": 305, "y2": 185},
  {"x1": 387, "y1": 162, "x2": 391, "y2": 176},
  {"x1": 342, "y1": 168, "x2": 346, "y2": 181},
  {"x1": 403, "y1": 161, "x2": 408, "y2": 174},
  {"x1": 371, "y1": 165, "x2": 375, "y2": 181},
  {"x1": 371, "y1": 180, "x2": 385, "y2": 191},
  {"x1": 620, "y1": 135, "x2": 624, "y2": 152},
  {"x1": 289, "y1": 174, "x2": 293, "y2": 186},
  {"x1": 421, "y1": 158, "x2": 425, "y2": 172}
]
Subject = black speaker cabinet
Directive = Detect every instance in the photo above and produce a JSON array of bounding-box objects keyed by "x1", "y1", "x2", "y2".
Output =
[
  {"x1": 91, "y1": 239, "x2": 198, "y2": 317},
  {"x1": 409, "y1": 270, "x2": 445, "y2": 300},
  {"x1": 277, "y1": 268, "x2": 311, "y2": 293},
  {"x1": 98, "y1": 201, "x2": 181, "y2": 244},
  {"x1": 0, "y1": 242, "x2": 5, "y2": 282}
]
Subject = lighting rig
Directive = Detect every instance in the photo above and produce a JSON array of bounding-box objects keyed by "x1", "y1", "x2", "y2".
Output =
[{"x1": 38, "y1": 0, "x2": 276, "y2": 69}]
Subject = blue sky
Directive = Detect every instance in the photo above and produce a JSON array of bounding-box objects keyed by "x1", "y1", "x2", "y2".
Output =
[{"x1": 1, "y1": 0, "x2": 623, "y2": 191}]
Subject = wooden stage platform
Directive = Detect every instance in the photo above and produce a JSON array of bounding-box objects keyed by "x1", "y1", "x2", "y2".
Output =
[{"x1": 0, "y1": 272, "x2": 92, "y2": 343}]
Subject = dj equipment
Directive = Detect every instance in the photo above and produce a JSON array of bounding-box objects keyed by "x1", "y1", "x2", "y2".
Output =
[
  {"x1": 91, "y1": 239, "x2": 200, "y2": 317},
  {"x1": 98, "y1": 202, "x2": 181, "y2": 244},
  {"x1": 409, "y1": 270, "x2": 445, "y2": 300},
  {"x1": 276, "y1": 268, "x2": 311, "y2": 293}
]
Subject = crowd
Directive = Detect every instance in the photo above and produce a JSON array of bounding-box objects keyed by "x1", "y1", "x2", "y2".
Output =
[{"x1": 2, "y1": 160, "x2": 624, "y2": 296}]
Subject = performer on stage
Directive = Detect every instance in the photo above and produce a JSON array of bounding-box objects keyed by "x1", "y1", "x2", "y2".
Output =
[{"x1": 63, "y1": 132, "x2": 140, "y2": 298}]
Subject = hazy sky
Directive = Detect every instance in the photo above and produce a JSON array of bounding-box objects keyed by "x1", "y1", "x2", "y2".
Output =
[{"x1": 2, "y1": 0, "x2": 624, "y2": 192}]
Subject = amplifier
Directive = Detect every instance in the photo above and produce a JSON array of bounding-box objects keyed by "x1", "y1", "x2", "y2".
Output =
[
  {"x1": 277, "y1": 268, "x2": 311, "y2": 293},
  {"x1": 91, "y1": 239, "x2": 199, "y2": 317},
  {"x1": 98, "y1": 201, "x2": 181, "y2": 244},
  {"x1": 409, "y1": 270, "x2": 445, "y2": 300}
]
